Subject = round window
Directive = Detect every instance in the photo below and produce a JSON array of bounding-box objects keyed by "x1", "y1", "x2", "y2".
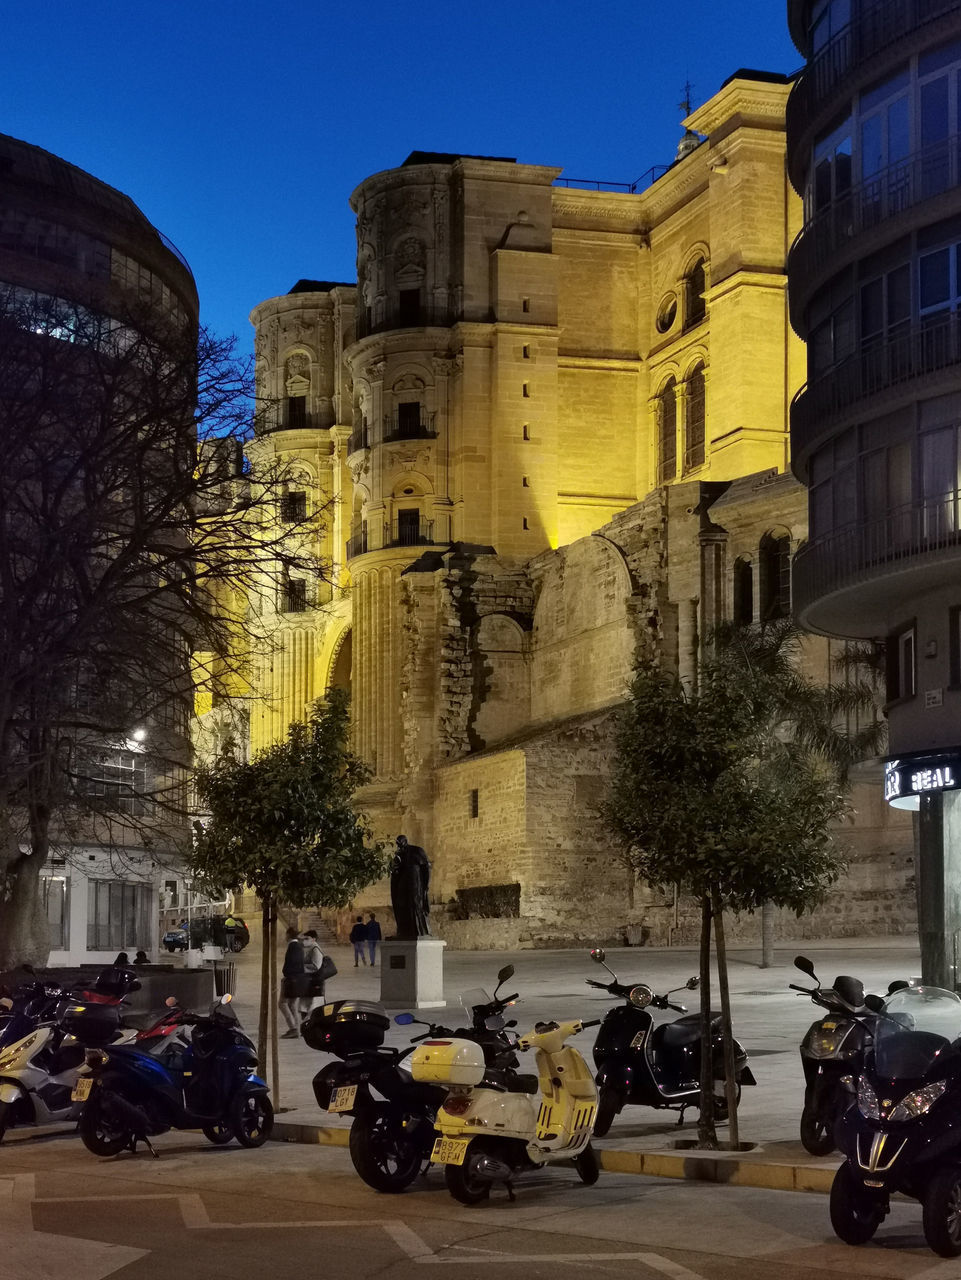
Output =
[
  {"x1": 656, "y1": 295, "x2": 678, "y2": 334},
  {"x1": 403, "y1": 487, "x2": 414, "y2": 496}
]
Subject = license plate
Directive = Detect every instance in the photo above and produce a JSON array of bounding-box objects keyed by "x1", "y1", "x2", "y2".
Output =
[
  {"x1": 71, "y1": 1077, "x2": 93, "y2": 1102},
  {"x1": 630, "y1": 1030, "x2": 647, "y2": 1049},
  {"x1": 329, "y1": 1085, "x2": 357, "y2": 1112},
  {"x1": 431, "y1": 1136, "x2": 470, "y2": 1166}
]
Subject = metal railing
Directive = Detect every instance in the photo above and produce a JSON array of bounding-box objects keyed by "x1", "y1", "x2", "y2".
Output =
[
  {"x1": 347, "y1": 425, "x2": 369, "y2": 453},
  {"x1": 791, "y1": 136, "x2": 961, "y2": 285},
  {"x1": 382, "y1": 411, "x2": 437, "y2": 443},
  {"x1": 384, "y1": 517, "x2": 438, "y2": 548},
  {"x1": 346, "y1": 530, "x2": 368, "y2": 559},
  {"x1": 354, "y1": 301, "x2": 453, "y2": 340},
  {"x1": 792, "y1": 312, "x2": 961, "y2": 447},
  {"x1": 787, "y1": 0, "x2": 961, "y2": 150},
  {"x1": 552, "y1": 165, "x2": 671, "y2": 194},
  {"x1": 794, "y1": 487, "x2": 961, "y2": 611}
]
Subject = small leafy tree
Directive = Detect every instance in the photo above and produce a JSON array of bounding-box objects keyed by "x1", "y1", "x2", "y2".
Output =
[
  {"x1": 605, "y1": 620, "x2": 882, "y2": 1147},
  {"x1": 189, "y1": 689, "x2": 388, "y2": 1092}
]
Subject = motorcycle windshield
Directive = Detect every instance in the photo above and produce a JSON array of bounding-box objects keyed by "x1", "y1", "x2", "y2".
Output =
[
  {"x1": 874, "y1": 985, "x2": 961, "y2": 1079},
  {"x1": 460, "y1": 988, "x2": 492, "y2": 1019}
]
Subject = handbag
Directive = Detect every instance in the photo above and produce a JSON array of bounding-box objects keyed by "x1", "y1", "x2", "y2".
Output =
[{"x1": 318, "y1": 953, "x2": 337, "y2": 982}]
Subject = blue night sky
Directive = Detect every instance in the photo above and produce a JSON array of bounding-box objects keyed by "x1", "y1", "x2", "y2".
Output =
[{"x1": 2, "y1": 2, "x2": 799, "y2": 352}]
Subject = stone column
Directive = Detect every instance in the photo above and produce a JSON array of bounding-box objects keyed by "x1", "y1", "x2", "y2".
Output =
[{"x1": 918, "y1": 790, "x2": 961, "y2": 988}]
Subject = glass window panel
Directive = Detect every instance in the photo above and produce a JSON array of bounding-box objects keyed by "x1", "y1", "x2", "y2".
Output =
[
  {"x1": 861, "y1": 278, "x2": 883, "y2": 337},
  {"x1": 862, "y1": 450, "x2": 887, "y2": 521},
  {"x1": 921, "y1": 76, "x2": 951, "y2": 146},
  {"x1": 888, "y1": 97, "x2": 910, "y2": 163},
  {"x1": 835, "y1": 430, "x2": 857, "y2": 463},
  {"x1": 835, "y1": 298, "x2": 855, "y2": 358},
  {"x1": 835, "y1": 463, "x2": 857, "y2": 525},
  {"x1": 861, "y1": 68, "x2": 910, "y2": 115},
  {"x1": 919, "y1": 36, "x2": 961, "y2": 78},
  {"x1": 861, "y1": 114, "x2": 883, "y2": 179},
  {"x1": 920, "y1": 249, "x2": 951, "y2": 310},
  {"x1": 835, "y1": 136, "x2": 853, "y2": 195},
  {"x1": 888, "y1": 264, "x2": 911, "y2": 325},
  {"x1": 889, "y1": 442, "x2": 912, "y2": 509},
  {"x1": 812, "y1": 483, "x2": 832, "y2": 537},
  {"x1": 922, "y1": 426, "x2": 955, "y2": 499}
]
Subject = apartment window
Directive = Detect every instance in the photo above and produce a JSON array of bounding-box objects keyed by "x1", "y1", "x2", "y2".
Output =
[
  {"x1": 522, "y1": 382, "x2": 530, "y2": 398},
  {"x1": 87, "y1": 880, "x2": 153, "y2": 953},
  {"x1": 522, "y1": 517, "x2": 529, "y2": 529},
  {"x1": 522, "y1": 345, "x2": 531, "y2": 359},
  {"x1": 469, "y1": 789, "x2": 479, "y2": 819},
  {"x1": 398, "y1": 288, "x2": 421, "y2": 324},
  {"x1": 286, "y1": 395, "x2": 307, "y2": 429},
  {"x1": 522, "y1": 297, "x2": 530, "y2": 313},
  {"x1": 811, "y1": 116, "x2": 853, "y2": 217},
  {"x1": 397, "y1": 508, "x2": 421, "y2": 546},
  {"x1": 81, "y1": 749, "x2": 148, "y2": 816},
  {"x1": 397, "y1": 401, "x2": 421, "y2": 437},
  {"x1": 656, "y1": 378, "x2": 677, "y2": 483},
  {"x1": 809, "y1": 0, "x2": 851, "y2": 54},
  {"x1": 733, "y1": 559, "x2": 753, "y2": 626},
  {"x1": 280, "y1": 490, "x2": 307, "y2": 523},
  {"x1": 886, "y1": 623, "x2": 916, "y2": 701},
  {"x1": 684, "y1": 258, "x2": 707, "y2": 329},
  {"x1": 281, "y1": 578, "x2": 307, "y2": 613},
  {"x1": 809, "y1": 274, "x2": 855, "y2": 376},
  {"x1": 523, "y1": 424, "x2": 530, "y2": 440},
  {"x1": 685, "y1": 364, "x2": 706, "y2": 470},
  {"x1": 949, "y1": 606, "x2": 961, "y2": 686},
  {"x1": 758, "y1": 534, "x2": 791, "y2": 621},
  {"x1": 41, "y1": 876, "x2": 69, "y2": 950}
]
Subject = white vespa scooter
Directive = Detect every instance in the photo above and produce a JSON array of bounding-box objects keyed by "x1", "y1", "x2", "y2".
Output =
[{"x1": 411, "y1": 1013, "x2": 602, "y2": 1204}]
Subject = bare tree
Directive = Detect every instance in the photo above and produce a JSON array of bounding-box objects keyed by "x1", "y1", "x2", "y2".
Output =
[{"x1": 0, "y1": 288, "x2": 331, "y2": 966}]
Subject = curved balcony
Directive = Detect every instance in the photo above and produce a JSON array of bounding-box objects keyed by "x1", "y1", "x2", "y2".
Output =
[
  {"x1": 786, "y1": 0, "x2": 961, "y2": 187},
  {"x1": 792, "y1": 313, "x2": 961, "y2": 471},
  {"x1": 347, "y1": 425, "x2": 369, "y2": 454},
  {"x1": 354, "y1": 301, "x2": 454, "y2": 341},
  {"x1": 382, "y1": 411, "x2": 437, "y2": 444},
  {"x1": 790, "y1": 138, "x2": 961, "y2": 325},
  {"x1": 793, "y1": 488, "x2": 961, "y2": 636},
  {"x1": 345, "y1": 516, "x2": 450, "y2": 561}
]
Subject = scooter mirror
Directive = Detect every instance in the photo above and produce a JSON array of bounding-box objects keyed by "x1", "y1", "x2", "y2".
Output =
[
  {"x1": 165, "y1": 996, "x2": 178, "y2": 1007},
  {"x1": 686, "y1": 976, "x2": 700, "y2": 990},
  {"x1": 497, "y1": 964, "x2": 515, "y2": 984},
  {"x1": 590, "y1": 948, "x2": 606, "y2": 964},
  {"x1": 864, "y1": 993, "x2": 884, "y2": 1012},
  {"x1": 394, "y1": 1012, "x2": 416, "y2": 1025},
  {"x1": 794, "y1": 955, "x2": 817, "y2": 980},
  {"x1": 887, "y1": 980, "x2": 910, "y2": 994},
  {"x1": 485, "y1": 1014, "x2": 506, "y2": 1031}
]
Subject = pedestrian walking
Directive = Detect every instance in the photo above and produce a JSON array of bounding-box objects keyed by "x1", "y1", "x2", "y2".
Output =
[
  {"x1": 223, "y1": 912, "x2": 238, "y2": 953},
  {"x1": 350, "y1": 916, "x2": 368, "y2": 966},
  {"x1": 299, "y1": 929, "x2": 324, "y2": 1020},
  {"x1": 280, "y1": 926, "x2": 306, "y2": 1037},
  {"x1": 366, "y1": 912, "x2": 382, "y2": 966}
]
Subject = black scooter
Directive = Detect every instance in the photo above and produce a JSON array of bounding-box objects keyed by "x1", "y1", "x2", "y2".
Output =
[
  {"x1": 831, "y1": 983, "x2": 961, "y2": 1257},
  {"x1": 304, "y1": 965, "x2": 524, "y2": 1193},
  {"x1": 586, "y1": 948, "x2": 755, "y2": 1136},
  {"x1": 791, "y1": 955, "x2": 907, "y2": 1155}
]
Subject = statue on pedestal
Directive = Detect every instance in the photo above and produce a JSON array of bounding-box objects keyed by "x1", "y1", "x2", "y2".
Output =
[{"x1": 390, "y1": 835, "x2": 431, "y2": 939}]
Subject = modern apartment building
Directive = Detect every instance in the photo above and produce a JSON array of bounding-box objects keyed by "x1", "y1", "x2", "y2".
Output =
[{"x1": 785, "y1": 2, "x2": 961, "y2": 980}]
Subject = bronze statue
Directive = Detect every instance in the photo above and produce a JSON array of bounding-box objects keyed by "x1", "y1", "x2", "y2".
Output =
[{"x1": 390, "y1": 834, "x2": 431, "y2": 939}]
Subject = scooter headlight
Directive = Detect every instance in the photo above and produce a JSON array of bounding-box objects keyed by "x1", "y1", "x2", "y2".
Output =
[
  {"x1": 0, "y1": 1033, "x2": 38, "y2": 1071},
  {"x1": 857, "y1": 1076, "x2": 880, "y2": 1120},
  {"x1": 887, "y1": 1080, "x2": 947, "y2": 1122},
  {"x1": 628, "y1": 984, "x2": 653, "y2": 1009}
]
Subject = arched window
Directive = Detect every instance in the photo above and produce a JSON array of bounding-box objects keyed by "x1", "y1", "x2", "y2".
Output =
[
  {"x1": 759, "y1": 533, "x2": 791, "y2": 621},
  {"x1": 685, "y1": 364, "x2": 706, "y2": 470},
  {"x1": 656, "y1": 377, "x2": 677, "y2": 483},
  {"x1": 684, "y1": 258, "x2": 707, "y2": 329},
  {"x1": 733, "y1": 558, "x2": 754, "y2": 626}
]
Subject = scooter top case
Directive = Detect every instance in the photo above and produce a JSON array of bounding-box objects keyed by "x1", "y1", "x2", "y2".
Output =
[{"x1": 411, "y1": 1038, "x2": 486, "y2": 1087}]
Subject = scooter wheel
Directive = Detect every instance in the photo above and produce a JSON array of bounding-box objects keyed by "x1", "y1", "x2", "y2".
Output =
[
  {"x1": 593, "y1": 1088, "x2": 622, "y2": 1138},
  {"x1": 830, "y1": 1161, "x2": 886, "y2": 1245},
  {"x1": 230, "y1": 1091, "x2": 273, "y2": 1148},
  {"x1": 349, "y1": 1106, "x2": 424, "y2": 1192},
  {"x1": 800, "y1": 1103, "x2": 836, "y2": 1156},
  {"x1": 202, "y1": 1121, "x2": 234, "y2": 1145},
  {"x1": 922, "y1": 1166, "x2": 961, "y2": 1257},
  {"x1": 79, "y1": 1091, "x2": 131, "y2": 1157},
  {"x1": 573, "y1": 1142, "x2": 600, "y2": 1185},
  {"x1": 445, "y1": 1139, "x2": 494, "y2": 1205},
  {"x1": 0, "y1": 1100, "x2": 9, "y2": 1144}
]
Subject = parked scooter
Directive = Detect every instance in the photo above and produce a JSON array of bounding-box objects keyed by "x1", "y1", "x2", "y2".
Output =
[
  {"x1": 0, "y1": 968, "x2": 142, "y2": 1141},
  {"x1": 585, "y1": 948, "x2": 755, "y2": 1136},
  {"x1": 75, "y1": 993, "x2": 272, "y2": 1156},
  {"x1": 303, "y1": 965, "x2": 523, "y2": 1192},
  {"x1": 830, "y1": 983, "x2": 961, "y2": 1257},
  {"x1": 412, "y1": 1011, "x2": 602, "y2": 1204},
  {"x1": 790, "y1": 955, "x2": 908, "y2": 1155}
]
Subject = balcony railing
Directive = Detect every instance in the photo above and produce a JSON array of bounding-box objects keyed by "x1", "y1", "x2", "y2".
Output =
[
  {"x1": 347, "y1": 425, "x2": 369, "y2": 453},
  {"x1": 792, "y1": 313, "x2": 961, "y2": 451},
  {"x1": 384, "y1": 517, "x2": 440, "y2": 548},
  {"x1": 382, "y1": 412, "x2": 437, "y2": 443},
  {"x1": 346, "y1": 529, "x2": 368, "y2": 559},
  {"x1": 793, "y1": 487, "x2": 961, "y2": 614},
  {"x1": 787, "y1": 0, "x2": 961, "y2": 158},
  {"x1": 791, "y1": 137, "x2": 961, "y2": 289},
  {"x1": 354, "y1": 301, "x2": 454, "y2": 340}
]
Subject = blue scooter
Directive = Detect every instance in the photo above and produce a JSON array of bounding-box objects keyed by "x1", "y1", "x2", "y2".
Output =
[{"x1": 75, "y1": 993, "x2": 272, "y2": 1156}]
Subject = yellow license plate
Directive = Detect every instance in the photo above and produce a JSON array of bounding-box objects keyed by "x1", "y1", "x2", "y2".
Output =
[
  {"x1": 431, "y1": 1136, "x2": 470, "y2": 1166},
  {"x1": 71, "y1": 1077, "x2": 93, "y2": 1102},
  {"x1": 330, "y1": 1085, "x2": 357, "y2": 1112}
]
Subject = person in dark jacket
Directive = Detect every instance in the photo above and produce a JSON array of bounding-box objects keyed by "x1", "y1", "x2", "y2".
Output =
[
  {"x1": 365, "y1": 912, "x2": 382, "y2": 966},
  {"x1": 280, "y1": 926, "x2": 306, "y2": 1037},
  {"x1": 350, "y1": 916, "x2": 367, "y2": 967}
]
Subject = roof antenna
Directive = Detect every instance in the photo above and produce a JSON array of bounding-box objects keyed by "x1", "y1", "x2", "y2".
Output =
[{"x1": 675, "y1": 79, "x2": 702, "y2": 161}]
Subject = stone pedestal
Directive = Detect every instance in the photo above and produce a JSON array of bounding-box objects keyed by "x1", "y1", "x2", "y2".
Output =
[{"x1": 379, "y1": 938, "x2": 446, "y2": 1009}]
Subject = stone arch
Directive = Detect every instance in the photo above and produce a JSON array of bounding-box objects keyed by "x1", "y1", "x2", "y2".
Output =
[
  {"x1": 682, "y1": 248, "x2": 709, "y2": 329},
  {"x1": 326, "y1": 625, "x2": 352, "y2": 695},
  {"x1": 471, "y1": 613, "x2": 530, "y2": 747},
  {"x1": 758, "y1": 526, "x2": 793, "y2": 622},
  {"x1": 390, "y1": 470, "x2": 433, "y2": 499}
]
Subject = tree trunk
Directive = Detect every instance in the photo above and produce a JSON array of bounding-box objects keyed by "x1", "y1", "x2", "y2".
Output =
[
  {"x1": 268, "y1": 905, "x2": 280, "y2": 1110},
  {"x1": 712, "y1": 888, "x2": 740, "y2": 1150},
  {"x1": 697, "y1": 893, "x2": 717, "y2": 1148},
  {"x1": 257, "y1": 893, "x2": 270, "y2": 1074},
  {"x1": 0, "y1": 813, "x2": 49, "y2": 970},
  {"x1": 760, "y1": 901, "x2": 775, "y2": 969}
]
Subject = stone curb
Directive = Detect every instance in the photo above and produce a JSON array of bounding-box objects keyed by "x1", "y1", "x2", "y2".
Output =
[{"x1": 270, "y1": 1121, "x2": 839, "y2": 1194}]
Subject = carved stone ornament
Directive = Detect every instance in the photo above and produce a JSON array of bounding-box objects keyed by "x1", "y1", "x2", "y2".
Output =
[
  {"x1": 285, "y1": 352, "x2": 311, "y2": 381},
  {"x1": 392, "y1": 373, "x2": 426, "y2": 393},
  {"x1": 395, "y1": 235, "x2": 426, "y2": 267}
]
